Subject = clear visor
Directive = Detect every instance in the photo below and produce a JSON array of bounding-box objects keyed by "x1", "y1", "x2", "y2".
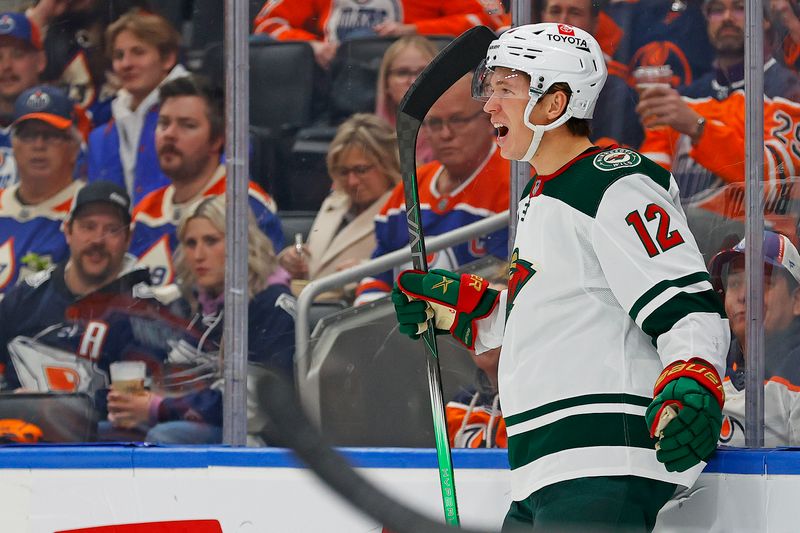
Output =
[{"x1": 471, "y1": 59, "x2": 534, "y2": 102}]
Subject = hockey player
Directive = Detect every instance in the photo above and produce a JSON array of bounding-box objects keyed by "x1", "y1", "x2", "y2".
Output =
[{"x1": 392, "y1": 23, "x2": 730, "y2": 531}]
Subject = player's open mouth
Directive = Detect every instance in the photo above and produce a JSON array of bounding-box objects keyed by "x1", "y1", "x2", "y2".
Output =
[{"x1": 493, "y1": 123, "x2": 509, "y2": 138}]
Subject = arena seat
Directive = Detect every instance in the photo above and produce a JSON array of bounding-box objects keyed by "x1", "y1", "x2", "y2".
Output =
[
  {"x1": 295, "y1": 256, "x2": 503, "y2": 447},
  {"x1": 328, "y1": 36, "x2": 453, "y2": 123}
]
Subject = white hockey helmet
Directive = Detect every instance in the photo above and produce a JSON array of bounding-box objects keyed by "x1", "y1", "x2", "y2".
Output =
[{"x1": 473, "y1": 23, "x2": 608, "y2": 161}]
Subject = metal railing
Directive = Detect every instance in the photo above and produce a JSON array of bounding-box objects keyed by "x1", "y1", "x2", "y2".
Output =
[{"x1": 294, "y1": 211, "x2": 510, "y2": 375}]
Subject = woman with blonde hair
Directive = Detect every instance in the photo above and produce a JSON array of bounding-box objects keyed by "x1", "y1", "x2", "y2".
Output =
[
  {"x1": 106, "y1": 195, "x2": 295, "y2": 444},
  {"x1": 375, "y1": 35, "x2": 438, "y2": 164},
  {"x1": 279, "y1": 113, "x2": 400, "y2": 300}
]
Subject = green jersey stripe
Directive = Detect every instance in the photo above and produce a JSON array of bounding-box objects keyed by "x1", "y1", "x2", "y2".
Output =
[
  {"x1": 508, "y1": 412, "x2": 655, "y2": 470},
  {"x1": 629, "y1": 272, "x2": 711, "y2": 323},
  {"x1": 504, "y1": 393, "x2": 652, "y2": 427},
  {"x1": 641, "y1": 289, "x2": 724, "y2": 346}
]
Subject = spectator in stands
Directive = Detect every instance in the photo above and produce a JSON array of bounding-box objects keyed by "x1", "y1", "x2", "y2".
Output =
[
  {"x1": 375, "y1": 35, "x2": 437, "y2": 164},
  {"x1": 130, "y1": 75, "x2": 283, "y2": 287},
  {"x1": 86, "y1": 8, "x2": 187, "y2": 204},
  {"x1": 0, "y1": 180, "x2": 157, "y2": 394},
  {"x1": 497, "y1": 2, "x2": 625, "y2": 61},
  {"x1": 624, "y1": 0, "x2": 715, "y2": 89},
  {"x1": 26, "y1": 0, "x2": 154, "y2": 127},
  {"x1": 106, "y1": 195, "x2": 295, "y2": 444},
  {"x1": 447, "y1": 346, "x2": 507, "y2": 449},
  {"x1": 279, "y1": 114, "x2": 399, "y2": 302},
  {"x1": 773, "y1": 0, "x2": 800, "y2": 73},
  {"x1": 0, "y1": 13, "x2": 45, "y2": 130},
  {"x1": 253, "y1": 0, "x2": 505, "y2": 69},
  {"x1": 0, "y1": 85, "x2": 82, "y2": 294},
  {"x1": 681, "y1": 1, "x2": 798, "y2": 100},
  {"x1": 708, "y1": 231, "x2": 800, "y2": 446},
  {"x1": 637, "y1": 1, "x2": 800, "y2": 203},
  {"x1": 355, "y1": 75, "x2": 509, "y2": 304},
  {"x1": 539, "y1": 0, "x2": 643, "y2": 147},
  {"x1": 0, "y1": 13, "x2": 46, "y2": 188}
]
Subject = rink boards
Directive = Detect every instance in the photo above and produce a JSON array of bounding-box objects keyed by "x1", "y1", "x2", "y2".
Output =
[{"x1": 0, "y1": 446, "x2": 793, "y2": 532}]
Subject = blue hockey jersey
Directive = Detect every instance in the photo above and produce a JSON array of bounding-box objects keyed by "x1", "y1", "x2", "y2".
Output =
[
  {"x1": 0, "y1": 181, "x2": 82, "y2": 294},
  {"x1": 130, "y1": 164, "x2": 284, "y2": 286},
  {"x1": 0, "y1": 260, "x2": 174, "y2": 393}
]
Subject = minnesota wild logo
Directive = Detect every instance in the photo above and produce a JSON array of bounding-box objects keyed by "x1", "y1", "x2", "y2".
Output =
[
  {"x1": 506, "y1": 248, "x2": 536, "y2": 320},
  {"x1": 593, "y1": 148, "x2": 641, "y2": 171}
]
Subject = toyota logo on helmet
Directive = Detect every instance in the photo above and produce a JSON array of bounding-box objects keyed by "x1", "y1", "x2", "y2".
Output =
[{"x1": 473, "y1": 22, "x2": 607, "y2": 161}]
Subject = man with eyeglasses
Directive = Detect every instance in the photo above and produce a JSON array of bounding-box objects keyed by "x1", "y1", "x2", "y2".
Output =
[
  {"x1": 355, "y1": 75, "x2": 509, "y2": 304},
  {"x1": 637, "y1": 0, "x2": 800, "y2": 253},
  {"x1": 0, "y1": 85, "x2": 82, "y2": 295}
]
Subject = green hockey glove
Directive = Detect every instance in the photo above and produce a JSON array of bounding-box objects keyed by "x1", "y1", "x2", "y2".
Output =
[
  {"x1": 645, "y1": 358, "x2": 725, "y2": 473},
  {"x1": 392, "y1": 269, "x2": 499, "y2": 349}
]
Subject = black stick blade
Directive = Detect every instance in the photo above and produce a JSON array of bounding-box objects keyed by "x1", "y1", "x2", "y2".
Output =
[{"x1": 398, "y1": 26, "x2": 497, "y2": 121}]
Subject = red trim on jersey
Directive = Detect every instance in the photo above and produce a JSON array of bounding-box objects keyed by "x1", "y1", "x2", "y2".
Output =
[
  {"x1": 535, "y1": 145, "x2": 616, "y2": 183},
  {"x1": 53, "y1": 196, "x2": 74, "y2": 214}
]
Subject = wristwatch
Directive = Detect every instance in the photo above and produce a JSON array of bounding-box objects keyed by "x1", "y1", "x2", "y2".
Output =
[{"x1": 691, "y1": 116, "x2": 706, "y2": 145}]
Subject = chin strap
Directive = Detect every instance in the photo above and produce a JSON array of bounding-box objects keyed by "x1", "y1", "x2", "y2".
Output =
[{"x1": 516, "y1": 98, "x2": 575, "y2": 162}]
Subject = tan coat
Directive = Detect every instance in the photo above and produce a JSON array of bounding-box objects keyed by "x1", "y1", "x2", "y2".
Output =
[{"x1": 306, "y1": 190, "x2": 391, "y2": 282}]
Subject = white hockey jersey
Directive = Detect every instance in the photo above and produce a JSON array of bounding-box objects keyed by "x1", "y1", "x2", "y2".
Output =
[{"x1": 475, "y1": 146, "x2": 730, "y2": 500}]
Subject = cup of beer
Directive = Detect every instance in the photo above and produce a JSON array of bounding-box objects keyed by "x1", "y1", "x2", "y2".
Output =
[
  {"x1": 632, "y1": 64, "x2": 674, "y2": 93},
  {"x1": 109, "y1": 361, "x2": 146, "y2": 394}
]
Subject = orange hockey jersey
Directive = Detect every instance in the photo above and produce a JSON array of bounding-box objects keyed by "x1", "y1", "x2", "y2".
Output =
[
  {"x1": 354, "y1": 145, "x2": 510, "y2": 304},
  {"x1": 640, "y1": 92, "x2": 800, "y2": 197},
  {"x1": 446, "y1": 390, "x2": 507, "y2": 448},
  {"x1": 640, "y1": 92, "x2": 800, "y2": 241},
  {"x1": 253, "y1": 0, "x2": 504, "y2": 42}
]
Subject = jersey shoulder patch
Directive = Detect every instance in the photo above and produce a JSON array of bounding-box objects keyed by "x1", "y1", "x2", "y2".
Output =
[
  {"x1": 543, "y1": 147, "x2": 671, "y2": 218},
  {"x1": 592, "y1": 148, "x2": 642, "y2": 171}
]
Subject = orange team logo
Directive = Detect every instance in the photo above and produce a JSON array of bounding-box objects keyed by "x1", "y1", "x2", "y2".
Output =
[
  {"x1": 718, "y1": 414, "x2": 743, "y2": 444},
  {"x1": 45, "y1": 366, "x2": 81, "y2": 392},
  {"x1": 506, "y1": 248, "x2": 536, "y2": 320},
  {"x1": 630, "y1": 41, "x2": 692, "y2": 87}
]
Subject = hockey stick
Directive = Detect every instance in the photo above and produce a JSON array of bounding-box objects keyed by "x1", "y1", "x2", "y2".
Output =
[
  {"x1": 396, "y1": 25, "x2": 497, "y2": 526},
  {"x1": 257, "y1": 369, "x2": 509, "y2": 533}
]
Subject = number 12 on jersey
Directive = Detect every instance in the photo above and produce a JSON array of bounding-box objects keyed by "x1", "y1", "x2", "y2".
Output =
[{"x1": 625, "y1": 203, "x2": 685, "y2": 257}]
